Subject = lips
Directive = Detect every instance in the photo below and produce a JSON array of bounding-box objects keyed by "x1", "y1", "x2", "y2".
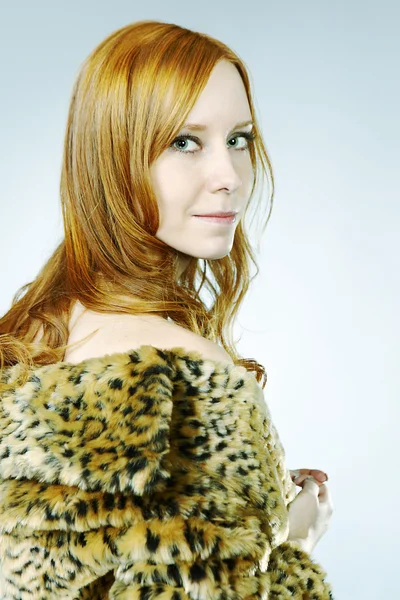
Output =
[
  {"x1": 194, "y1": 212, "x2": 236, "y2": 217},
  {"x1": 194, "y1": 214, "x2": 237, "y2": 224}
]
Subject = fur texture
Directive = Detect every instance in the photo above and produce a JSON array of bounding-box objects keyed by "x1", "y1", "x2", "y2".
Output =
[{"x1": 0, "y1": 345, "x2": 334, "y2": 599}]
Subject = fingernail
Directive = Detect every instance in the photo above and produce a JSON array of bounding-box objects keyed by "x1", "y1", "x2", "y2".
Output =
[{"x1": 316, "y1": 473, "x2": 327, "y2": 482}]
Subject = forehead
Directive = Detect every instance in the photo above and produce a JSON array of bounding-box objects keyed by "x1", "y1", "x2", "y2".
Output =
[{"x1": 184, "y1": 61, "x2": 251, "y2": 127}]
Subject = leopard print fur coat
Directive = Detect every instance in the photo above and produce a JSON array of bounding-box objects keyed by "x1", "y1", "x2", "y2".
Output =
[{"x1": 0, "y1": 345, "x2": 334, "y2": 599}]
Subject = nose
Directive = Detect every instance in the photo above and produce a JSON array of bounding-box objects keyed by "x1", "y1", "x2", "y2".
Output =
[{"x1": 206, "y1": 147, "x2": 244, "y2": 193}]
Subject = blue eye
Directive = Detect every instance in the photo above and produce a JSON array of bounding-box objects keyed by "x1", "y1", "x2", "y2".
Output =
[{"x1": 170, "y1": 131, "x2": 256, "y2": 154}]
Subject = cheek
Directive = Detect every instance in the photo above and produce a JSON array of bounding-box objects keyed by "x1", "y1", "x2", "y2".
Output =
[
  {"x1": 241, "y1": 160, "x2": 254, "y2": 189},
  {"x1": 151, "y1": 160, "x2": 200, "y2": 215},
  {"x1": 152, "y1": 159, "x2": 194, "y2": 194}
]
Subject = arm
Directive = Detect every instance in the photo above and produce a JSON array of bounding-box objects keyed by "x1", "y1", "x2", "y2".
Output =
[
  {"x1": 267, "y1": 539, "x2": 334, "y2": 599},
  {"x1": 264, "y1": 422, "x2": 335, "y2": 598}
]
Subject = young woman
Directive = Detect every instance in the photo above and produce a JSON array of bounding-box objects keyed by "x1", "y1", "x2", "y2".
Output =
[{"x1": 0, "y1": 20, "x2": 334, "y2": 599}]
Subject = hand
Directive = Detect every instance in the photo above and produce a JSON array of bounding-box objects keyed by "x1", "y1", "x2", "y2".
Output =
[
  {"x1": 287, "y1": 470, "x2": 333, "y2": 553},
  {"x1": 289, "y1": 468, "x2": 328, "y2": 487}
]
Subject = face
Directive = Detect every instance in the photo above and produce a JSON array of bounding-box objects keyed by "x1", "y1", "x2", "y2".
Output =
[{"x1": 150, "y1": 59, "x2": 255, "y2": 277}]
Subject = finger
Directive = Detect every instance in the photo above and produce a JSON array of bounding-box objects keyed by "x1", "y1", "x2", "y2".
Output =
[
  {"x1": 291, "y1": 469, "x2": 328, "y2": 484},
  {"x1": 310, "y1": 469, "x2": 329, "y2": 482},
  {"x1": 292, "y1": 472, "x2": 323, "y2": 487},
  {"x1": 298, "y1": 476, "x2": 320, "y2": 497},
  {"x1": 290, "y1": 469, "x2": 310, "y2": 484},
  {"x1": 317, "y1": 483, "x2": 332, "y2": 505},
  {"x1": 293, "y1": 474, "x2": 310, "y2": 486}
]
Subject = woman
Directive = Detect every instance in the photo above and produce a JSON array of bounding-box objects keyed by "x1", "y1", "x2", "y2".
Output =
[{"x1": 0, "y1": 20, "x2": 334, "y2": 599}]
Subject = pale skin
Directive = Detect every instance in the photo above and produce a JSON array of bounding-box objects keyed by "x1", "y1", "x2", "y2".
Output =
[
  {"x1": 150, "y1": 59, "x2": 328, "y2": 490},
  {"x1": 149, "y1": 59, "x2": 255, "y2": 278}
]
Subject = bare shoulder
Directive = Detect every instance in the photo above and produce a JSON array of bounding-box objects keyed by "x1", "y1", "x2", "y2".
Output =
[
  {"x1": 180, "y1": 328, "x2": 234, "y2": 365},
  {"x1": 63, "y1": 307, "x2": 234, "y2": 366}
]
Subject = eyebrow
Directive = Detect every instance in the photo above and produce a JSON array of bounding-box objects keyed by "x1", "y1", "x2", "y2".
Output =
[{"x1": 181, "y1": 120, "x2": 254, "y2": 131}]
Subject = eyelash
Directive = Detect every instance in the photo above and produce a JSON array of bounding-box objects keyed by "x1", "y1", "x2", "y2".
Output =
[{"x1": 170, "y1": 131, "x2": 257, "y2": 154}]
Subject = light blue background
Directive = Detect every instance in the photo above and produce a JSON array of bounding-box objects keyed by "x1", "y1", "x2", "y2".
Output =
[{"x1": 1, "y1": 1, "x2": 399, "y2": 597}]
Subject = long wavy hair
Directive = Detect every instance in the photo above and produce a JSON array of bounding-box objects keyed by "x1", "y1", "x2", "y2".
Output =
[{"x1": 0, "y1": 19, "x2": 275, "y2": 391}]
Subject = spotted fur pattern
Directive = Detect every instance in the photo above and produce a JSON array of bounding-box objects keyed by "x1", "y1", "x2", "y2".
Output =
[{"x1": 0, "y1": 345, "x2": 334, "y2": 599}]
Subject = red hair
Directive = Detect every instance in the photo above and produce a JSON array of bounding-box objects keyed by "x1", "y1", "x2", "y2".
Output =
[{"x1": 0, "y1": 20, "x2": 275, "y2": 390}]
